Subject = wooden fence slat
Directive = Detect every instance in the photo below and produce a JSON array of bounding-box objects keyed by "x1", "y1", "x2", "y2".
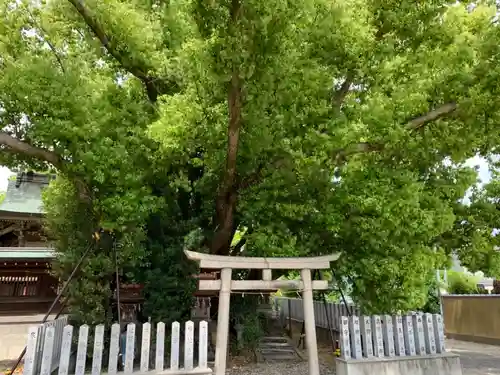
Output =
[
  {"x1": 334, "y1": 305, "x2": 340, "y2": 331},
  {"x1": 184, "y1": 320, "x2": 194, "y2": 370},
  {"x1": 313, "y1": 301, "x2": 319, "y2": 326},
  {"x1": 58, "y1": 325, "x2": 73, "y2": 375},
  {"x1": 124, "y1": 323, "x2": 136, "y2": 374},
  {"x1": 91, "y1": 324, "x2": 105, "y2": 375},
  {"x1": 108, "y1": 323, "x2": 120, "y2": 375},
  {"x1": 24, "y1": 326, "x2": 39, "y2": 375},
  {"x1": 75, "y1": 325, "x2": 89, "y2": 375},
  {"x1": 199, "y1": 321, "x2": 208, "y2": 369},
  {"x1": 140, "y1": 322, "x2": 151, "y2": 372},
  {"x1": 156, "y1": 322, "x2": 166, "y2": 371},
  {"x1": 40, "y1": 327, "x2": 55, "y2": 375},
  {"x1": 323, "y1": 302, "x2": 328, "y2": 328},
  {"x1": 317, "y1": 301, "x2": 323, "y2": 328},
  {"x1": 327, "y1": 304, "x2": 334, "y2": 331}
]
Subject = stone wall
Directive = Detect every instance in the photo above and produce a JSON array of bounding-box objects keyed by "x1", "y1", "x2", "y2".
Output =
[{"x1": 0, "y1": 314, "x2": 57, "y2": 362}]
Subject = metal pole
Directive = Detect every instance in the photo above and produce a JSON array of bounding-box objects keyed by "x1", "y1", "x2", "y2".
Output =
[
  {"x1": 9, "y1": 241, "x2": 94, "y2": 375},
  {"x1": 320, "y1": 272, "x2": 336, "y2": 352},
  {"x1": 114, "y1": 236, "x2": 121, "y2": 328},
  {"x1": 436, "y1": 269, "x2": 444, "y2": 317},
  {"x1": 332, "y1": 269, "x2": 352, "y2": 316}
]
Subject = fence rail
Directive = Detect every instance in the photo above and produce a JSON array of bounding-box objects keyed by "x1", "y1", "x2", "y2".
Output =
[
  {"x1": 275, "y1": 297, "x2": 359, "y2": 331},
  {"x1": 24, "y1": 320, "x2": 212, "y2": 375},
  {"x1": 339, "y1": 313, "x2": 446, "y2": 360}
]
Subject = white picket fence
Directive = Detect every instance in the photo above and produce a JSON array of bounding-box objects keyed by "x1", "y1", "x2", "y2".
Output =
[
  {"x1": 24, "y1": 320, "x2": 212, "y2": 375},
  {"x1": 275, "y1": 297, "x2": 360, "y2": 331},
  {"x1": 339, "y1": 313, "x2": 446, "y2": 360}
]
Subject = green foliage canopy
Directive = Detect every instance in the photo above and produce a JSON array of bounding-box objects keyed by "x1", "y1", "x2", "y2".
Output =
[{"x1": 1, "y1": 0, "x2": 500, "y2": 316}]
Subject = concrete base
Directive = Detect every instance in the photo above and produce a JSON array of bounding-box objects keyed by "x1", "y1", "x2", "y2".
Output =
[{"x1": 336, "y1": 353, "x2": 462, "y2": 375}]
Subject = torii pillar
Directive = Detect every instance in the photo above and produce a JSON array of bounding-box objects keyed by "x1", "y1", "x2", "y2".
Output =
[{"x1": 184, "y1": 250, "x2": 340, "y2": 375}]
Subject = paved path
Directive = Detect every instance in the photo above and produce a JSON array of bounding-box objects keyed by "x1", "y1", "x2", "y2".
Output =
[{"x1": 448, "y1": 339, "x2": 500, "y2": 375}]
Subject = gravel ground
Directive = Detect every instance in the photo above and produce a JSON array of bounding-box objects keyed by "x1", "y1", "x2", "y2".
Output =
[
  {"x1": 224, "y1": 339, "x2": 500, "y2": 375},
  {"x1": 226, "y1": 360, "x2": 335, "y2": 375}
]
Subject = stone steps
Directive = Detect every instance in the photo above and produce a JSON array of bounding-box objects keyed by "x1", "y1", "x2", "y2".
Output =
[
  {"x1": 260, "y1": 342, "x2": 290, "y2": 349},
  {"x1": 257, "y1": 335, "x2": 302, "y2": 362}
]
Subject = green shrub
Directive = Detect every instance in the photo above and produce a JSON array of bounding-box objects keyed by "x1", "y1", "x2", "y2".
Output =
[
  {"x1": 422, "y1": 276, "x2": 441, "y2": 314},
  {"x1": 229, "y1": 295, "x2": 267, "y2": 353},
  {"x1": 447, "y1": 271, "x2": 482, "y2": 295},
  {"x1": 242, "y1": 314, "x2": 266, "y2": 349}
]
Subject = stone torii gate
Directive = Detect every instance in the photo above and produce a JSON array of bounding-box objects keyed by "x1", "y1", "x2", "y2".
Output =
[{"x1": 184, "y1": 250, "x2": 340, "y2": 375}]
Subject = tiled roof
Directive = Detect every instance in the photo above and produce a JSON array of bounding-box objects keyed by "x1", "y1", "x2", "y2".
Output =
[
  {"x1": 0, "y1": 246, "x2": 55, "y2": 259},
  {"x1": 0, "y1": 171, "x2": 55, "y2": 215}
]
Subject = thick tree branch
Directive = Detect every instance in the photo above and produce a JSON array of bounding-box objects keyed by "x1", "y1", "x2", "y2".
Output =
[
  {"x1": 239, "y1": 102, "x2": 459, "y2": 189},
  {"x1": 332, "y1": 142, "x2": 383, "y2": 165},
  {"x1": 332, "y1": 72, "x2": 354, "y2": 110},
  {"x1": 67, "y1": 0, "x2": 163, "y2": 102},
  {"x1": 24, "y1": 8, "x2": 66, "y2": 74},
  {"x1": 406, "y1": 102, "x2": 457, "y2": 130},
  {"x1": 43, "y1": 38, "x2": 66, "y2": 74},
  {"x1": 0, "y1": 131, "x2": 62, "y2": 167},
  {"x1": 333, "y1": 102, "x2": 458, "y2": 164},
  {"x1": 236, "y1": 158, "x2": 289, "y2": 190}
]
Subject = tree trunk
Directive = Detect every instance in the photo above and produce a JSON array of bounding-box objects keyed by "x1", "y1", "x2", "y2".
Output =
[{"x1": 210, "y1": 0, "x2": 243, "y2": 256}]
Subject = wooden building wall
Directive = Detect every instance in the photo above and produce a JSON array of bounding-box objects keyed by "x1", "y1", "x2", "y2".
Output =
[
  {"x1": 442, "y1": 294, "x2": 500, "y2": 345},
  {"x1": 0, "y1": 262, "x2": 59, "y2": 315}
]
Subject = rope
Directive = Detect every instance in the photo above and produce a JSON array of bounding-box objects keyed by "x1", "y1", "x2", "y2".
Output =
[
  {"x1": 331, "y1": 269, "x2": 352, "y2": 316},
  {"x1": 221, "y1": 286, "x2": 342, "y2": 295}
]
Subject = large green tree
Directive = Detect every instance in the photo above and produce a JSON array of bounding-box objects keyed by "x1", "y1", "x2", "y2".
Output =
[
  {"x1": 2, "y1": 0, "x2": 500, "y2": 315},
  {"x1": 439, "y1": 164, "x2": 500, "y2": 278}
]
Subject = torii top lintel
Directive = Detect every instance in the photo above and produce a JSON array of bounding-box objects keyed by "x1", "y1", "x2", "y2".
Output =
[{"x1": 184, "y1": 250, "x2": 340, "y2": 270}]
